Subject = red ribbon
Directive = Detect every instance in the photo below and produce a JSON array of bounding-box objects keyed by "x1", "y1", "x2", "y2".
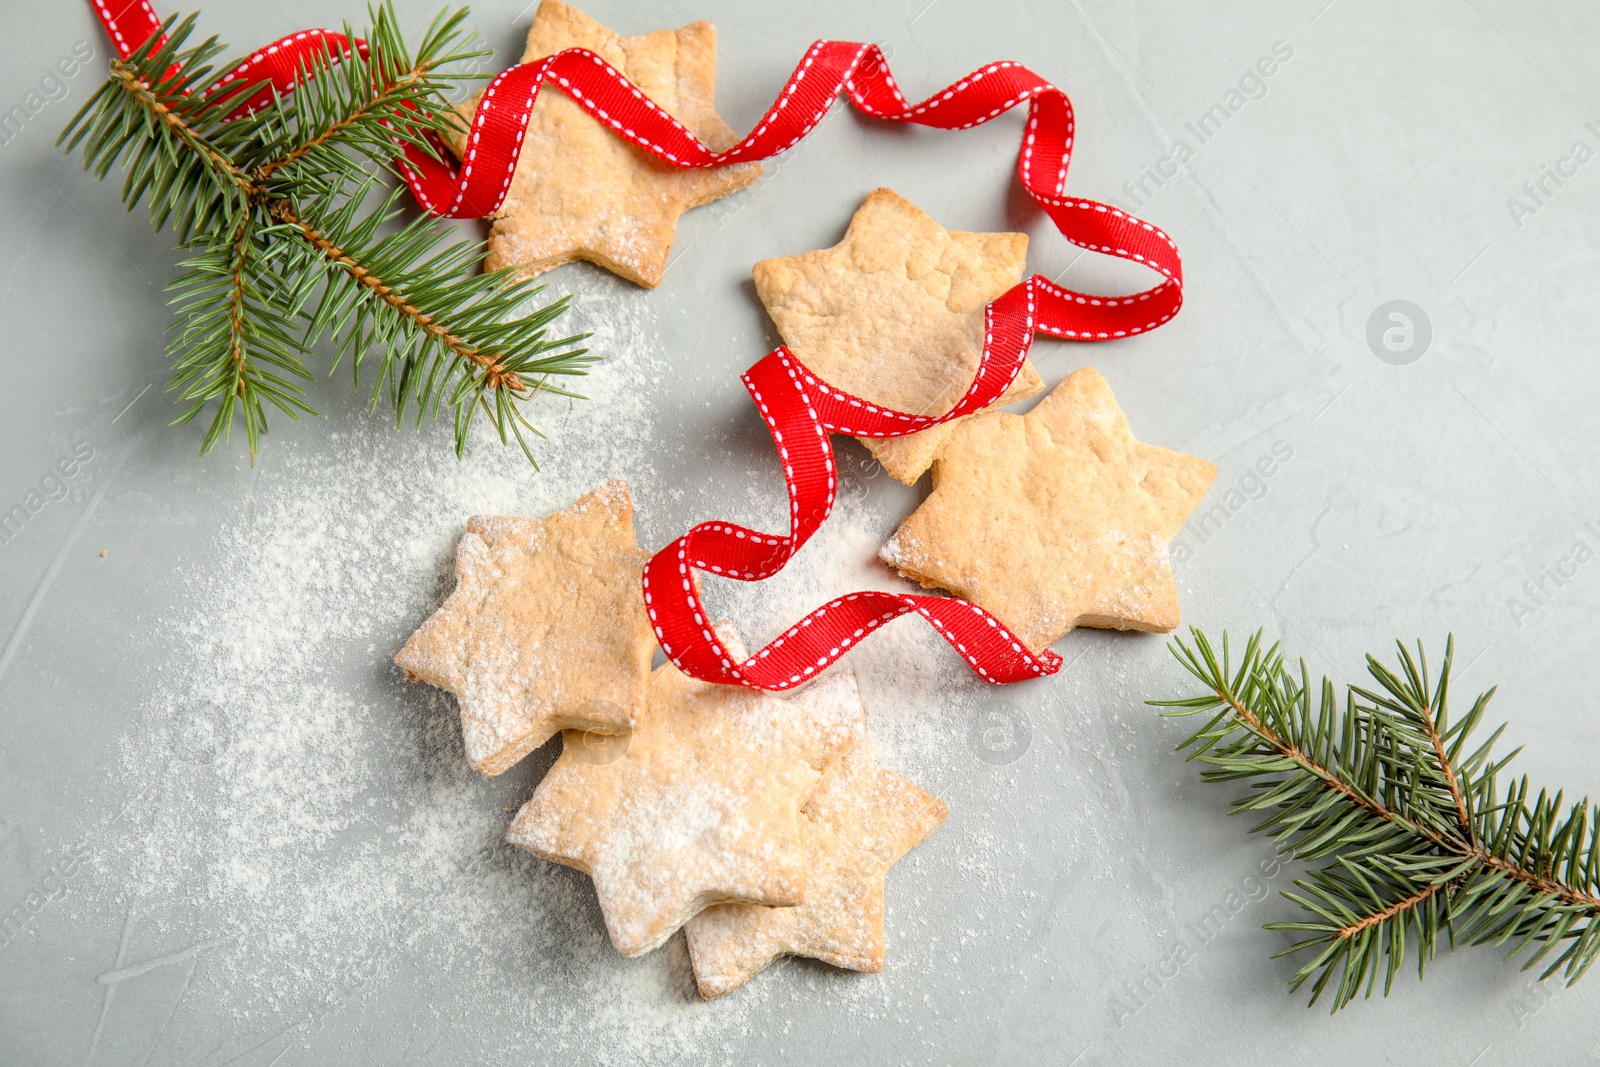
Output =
[
  {"x1": 90, "y1": 2, "x2": 1184, "y2": 690},
  {"x1": 91, "y1": 1, "x2": 361, "y2": 116}
]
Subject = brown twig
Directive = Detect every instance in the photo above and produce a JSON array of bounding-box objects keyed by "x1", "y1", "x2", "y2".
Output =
[
  {"x1": 1338, "y1": 881, "x2": 1451, "y2": 940},
  {"x1": 1214, "y1": 685, "x2": 1600, "y2": 925},
  {"x1": 266, "y1": 199, "x2": 522, "y2": 390},
  {"x1": 1215, "y1": 687, "x2": 1455, "y2": 852},
  {"x1": 1478, "y1": 852, "x2": 1600, "y2": 913},
  {"x1": 1417, "y1": 696, "x2": 1474, "y2": 839},
  {"x1": 225, "y1": 215, "x2": 251, "y2": 397},
  {"x1": 252, "y1": 64, "x2": 437, "y2": 182},
  {"x1": 107, "y1": 62, "x2": 260, "y2": 197}
]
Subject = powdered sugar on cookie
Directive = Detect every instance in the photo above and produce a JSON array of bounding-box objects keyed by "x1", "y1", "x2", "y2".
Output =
[
  {"x1": 881, "y1": 367, "x2": 1216, "y2": 652},
  {"x1": 506, "y1": 628, "x2": 859, "y2": 956},
  {"x1": 394, "y1": 480, "x2": 655, "y2": 776},
  {"x1": 685, "y1": 739, "x2": 946, "y2": 997}
]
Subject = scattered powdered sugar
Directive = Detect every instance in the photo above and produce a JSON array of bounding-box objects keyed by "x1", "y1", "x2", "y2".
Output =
[
  {"x1": 61, "y1": 272, "x2": 1033, "y2": 1062},
  {"x1": 698, "y1": 481, "x2": 982, "y2": 775},
  {"x1": 507, "y1": 647, "x2": 858, "y2": 958},
  {"x1": 72, "y1": 282, "x2": 746, "y2": 1061},
  {"x1": 395, "y1": 482, "x2": 653, "y2": 775}
]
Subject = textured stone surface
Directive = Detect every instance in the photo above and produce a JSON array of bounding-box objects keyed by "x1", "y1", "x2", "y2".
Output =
[{"x1": 6, "y1": 1, "x2": 1596, "y2": 1062}]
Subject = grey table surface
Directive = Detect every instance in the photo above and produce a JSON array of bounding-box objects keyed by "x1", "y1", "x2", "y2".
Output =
[{"x1": 3, "y1": 0, "x2": 1599, "y2": 1063}]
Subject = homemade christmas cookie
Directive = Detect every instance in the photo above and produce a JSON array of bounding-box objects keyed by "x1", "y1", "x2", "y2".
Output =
[
  {"x1": 506, "y1": 628, "x2": 860, "y2": 957},
  {"x1": 685, "y1": 739, "x2": 946, "y2": 998},
  {"x1": 753, "y1": 187, "x2": 1043, "y2": 484},
  {"x1": 393, "y1": 481, "x2": 654, "y2": 777},
  {"x1": 455, "y1": 0, "x2": 761, "y2": 287},
  {"x1": 881, "y1": 368, "x2": 1216, "y2": 652}
]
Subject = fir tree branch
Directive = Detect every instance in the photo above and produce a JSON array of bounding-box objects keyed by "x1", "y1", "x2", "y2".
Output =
[
  {"x1": 1189, "y1": 659, "x2": 1457, "y2": 853},
  {"x1": 249, "y1": 10, "x2": 479, "y2": 184},
  {"x1": 267, "y1": 198, "x2": 516, "y2": 387},
  {"x1": 1337, "y1": 878, "x2": 1451, "y2": 941},
  {"x1": 252, "y1": 67, "x2": 429, "y2": 183},
  {"x1": 1151, "y1": 629, "x2": 1600, "y2": 1010},
  {"x1": 106, "y1": 60, "x2": 257, "y2": 195},
  {"x1": 1417, "y1": 680, "x2": 1474, "y2": 839},
  {"x1": 166, "y1": 210, "x2": 316, "y2": 458},
  {"x1": 221, "y1": 214, "x2": 252, "y2": 395},
  {"x1": 61, "y1": 4, "x2": 589, "y2": 464}
]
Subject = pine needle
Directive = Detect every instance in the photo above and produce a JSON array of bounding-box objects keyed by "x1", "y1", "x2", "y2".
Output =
[
  {"x1": 1151, "y1": 629, "x2": 1600, "y2": 1011},
  {"x1": 60, "y1": 4, "x2": 593, "y2": 462}
]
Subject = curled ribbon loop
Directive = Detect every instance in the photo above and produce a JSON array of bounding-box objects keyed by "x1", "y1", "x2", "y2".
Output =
[
  {"x1": 90, "y1": 2, "x2": 1184, "y2": 690},
  {"x1": 642, "y1": 272, "x2": 1158, "y2": 692}
]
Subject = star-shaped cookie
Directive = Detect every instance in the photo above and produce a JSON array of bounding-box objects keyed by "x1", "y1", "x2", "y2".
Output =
[
  {"x1": 685, "y1": 739, "x2": 947, "y2": 998},
  {"x1": 393, "y1": 481, "x2": 655, "y2": 777},
  {"x1": 880, "y1": 367, "x2": 1216, "y2": 652},
  {"x1": 506, "y1": 630, "x2": 861, "y2": 957},
  {"x1": 753, "y1": 187, "x2": 1044, "y2": 484},
  {"x1": 457, "y1": 0, "x2": 761, "y2": 287}
]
